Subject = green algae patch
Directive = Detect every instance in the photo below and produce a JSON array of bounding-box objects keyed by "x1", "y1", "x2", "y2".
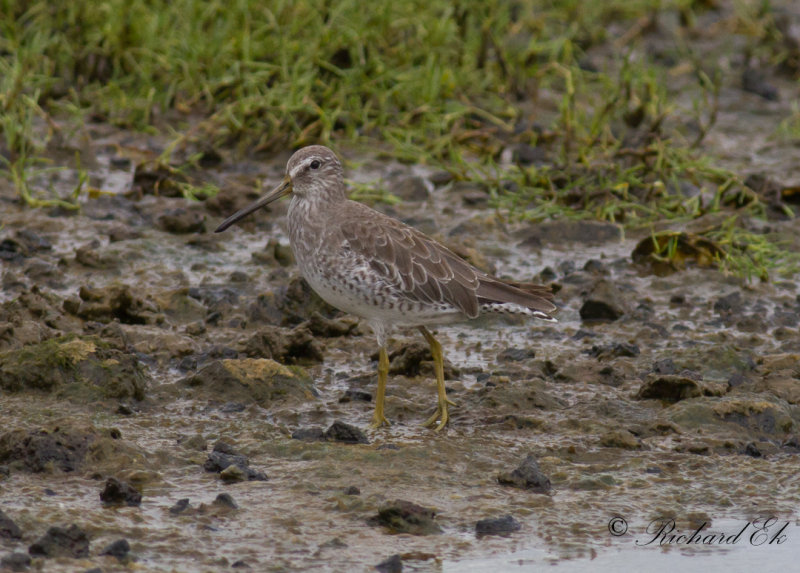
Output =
[
  {"x1": 0, "y1": 335, "x2": 148, "y2": 400},
  {"x1": 0, "y1": 420, "x2": 146, "y2": 474},
  {"x1": 182, "y1": 358, "x2": 317, "y2": 406},
  {"x1": 667, "y1": 394, "x2": 798, "y2": 438},
  {"x1": 712, "y1": 395, "x2": 798, "y2": 436}
]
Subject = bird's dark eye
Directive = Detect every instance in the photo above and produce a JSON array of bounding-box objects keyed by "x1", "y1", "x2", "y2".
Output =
[{"x1": 310, "y1": 160, "x2": 321, "y2": 170}]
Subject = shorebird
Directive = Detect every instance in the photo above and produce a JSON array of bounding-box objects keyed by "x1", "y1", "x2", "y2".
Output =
[{"x1": 215, "y1": 146, "x2": 556, "y2": 430}]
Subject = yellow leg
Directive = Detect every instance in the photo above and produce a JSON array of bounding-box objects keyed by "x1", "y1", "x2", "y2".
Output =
[
  {"x1": 370, "y1": 346, "x2": 391, "y2": 428},
  {"x1": 419, "y1": 326, "x2": 455, "y2": 430}
]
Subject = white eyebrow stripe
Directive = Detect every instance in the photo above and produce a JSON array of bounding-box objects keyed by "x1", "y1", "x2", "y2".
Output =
[{"x1": 289, "y1": 157, "x2": 320, "y2": 179}]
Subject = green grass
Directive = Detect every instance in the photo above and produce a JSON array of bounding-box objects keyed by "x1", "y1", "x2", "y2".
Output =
[{"x1": 1, "y1": 0, "x2": 798, "y2": 278}]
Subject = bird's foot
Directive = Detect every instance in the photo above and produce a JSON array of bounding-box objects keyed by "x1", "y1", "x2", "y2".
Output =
[
  {"x1": 369, "y1": 412, "x2": 391, "y2": 429},
  {"x1": 422, "y1": 398, "x2": 455, "y2": 431}
]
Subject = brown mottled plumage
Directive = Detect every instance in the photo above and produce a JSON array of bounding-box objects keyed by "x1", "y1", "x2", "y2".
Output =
[{"x1": 216, "y1": 146, "x2": 556, "y2": 430}]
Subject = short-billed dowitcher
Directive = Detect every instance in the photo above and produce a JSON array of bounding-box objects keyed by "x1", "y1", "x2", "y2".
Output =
[{"x1": 215, "y1": 146, "x2": 556, "y2": 430}]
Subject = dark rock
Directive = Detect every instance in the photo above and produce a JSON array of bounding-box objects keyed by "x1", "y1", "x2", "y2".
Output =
[
  {"x1": 240, "y1": 324, "x2": 326, "y2": 364},
  {"x1": 177, "y1": 434, "x2": 207, "y2": 451},
  {"x1": 375, "y1": 554, "x2": 403, "y2": 573},
  {"x1": 461, "y1": 190, "x2": 489, "y2": 207},
  {"x1": 742, "y1": 67, "x2": 779, "y2": 101},
  {"x1": 0, "y1": 230, "x2": 52, "y2": 261},
  {"x1": 600, "y1": 429, "x2": 641, "y2": 449},
  {"x1": 324, "y1": 421, "x2": 369, "y2": 444},
  {"x1": 511, "y1": 144, "x2": 548, "y2": 165},
  {"x1": 579, "y1": 280, "x2": 627, "y2": 321},
  {"x1": 99, "y1": 538, "x2": 130, "y2": 560},
  {"x1": 159, "y1": 288, "x2": 208, "y2": 324},
  {"x1": 743, "y1": 442, "x2": 762, "y2": 458},
  {"x1": 232, "y1": 560, "x2": 252, "y2": 568},
  {"x1": 449, "y1": 181, "x2": 488, "y2": 196},
  {"x1": 583, "y1": 259, "x2": 606, "y2": 274},
  {"x1": 343, "y1": 486, "x2": 361, "y2": 495},
  {"x1": 587, "y1": 343, "x2": 640, "y2": 359},
  {"x1": 241, "y1": 327, "x2": 287, "y2": 360},
  {"x1": 197, "y1": 147, "x2": 223, "y2": 168},
  {"x1": 743, "y1": 172, "x2": 798, "y2": 216},
  {"x1": 670, "y1": 294, "x2": 686, "y2": 305},
  {"x1": 65, "y1": 284, "x2": 161, "y2": 325},
  {"x1": 678, "y1": 369, "x2": 703, "y2": 382},
  {"x1": 203, "y1": 450, "x2": 267, "y2": 482},
  {"x1": 558, "y1": 260, "x2": 576, "y2": 276},
  {"x1": 773, "y1": 310, "x2": 800, "y2": 327},
  {"x1": 652, "y1": 358, "x2": 677, "y2": 375},
  {"x1": 0, "y1": 239, "x2": 24, "y2": 262},
  {"x1": 497, "y1": 454, "x2": 551, "y2": 493},
  {"x1": 571, "y1": 329, "x2": 599, "y2": 341},
  {"x1": 428, "y1": 171, "x2": 454, "y2": 186},
  {"x1": 782, "y1": 436, "x2": 800, "y2": 451},
  {"x1": 714, "y1": 292, "x2": 743, "y2": 316},
  {"x1": 213, "y1": 493, "x2": 238, "y2": 509},
  {"x1": 74, "y1": 241, "x2": 111, "y2": 268},
  {"x1": 158, "y1": 208, "x2": 206, "y2": 234},
  {"x1": 0, "y1": 335, "x2": 148, "y2": 400},
  {"x1": 0, "y1": 509, "x2": 22, "y2": 539},
  {"x1": 736, "y1": 314, "x2": 767, "y2": 333},
  {"x1": 387, "y1": 342, "x2": 458, "y2": 379},
  {"x1": 716, "y1": 398, "x2": 794, "y2": 435},
  {"x1": 319, "y1": 537, "x2": 348, "y2": 550},
  {"x1": 631, "y1": 303, "x2": 656, "y2": 322},
  {"x1": 0, "y1": 426, "x2": 97, "y2": 473},
  {"x1": 202, "y1": 450, "x2": 246, "y2": 472},
  {"x1": 636, "y1": 374, "x2": 703, "y2": 403},
  {"x1": 497, "y1": 348, "x2": 536, "y2": 362},
  {"x1": 373, "y1": 500, "x2": 442, "y2": 535},
  {"x1": 475, "y1": 515, "x2": 522, "y2": 537},
  {"x1": 391, "y1": 175, "x2": 429, "y2": 201},
  {"x1": 169, "y1": 498, "x2": 191, "y2": 515},
  {"x1": 305, "y1": 312, "x2": 357, "y2": 337},
  {"x1": 539, "y1": 266, "x2": 557, "y2": 282},
  {"x1": 0, "y1": 552, "x2": 31, "y2": 572},
  {"x1": 116, "y1": 403, "x2": 134, "y2": 415},
  {"x1": 129, "y1": 161, "x2": 188, "y2": 198},
  {"x1": 204, "y1": 181, "x2": 262, "y2": 217},
  {"x1": 291, "y1": 427, "x2": 326, "y2": 442},
  {"x1": 187, "y1": 285, "x2": 240, "y2": 315},
  {"x1": 339, "y1": 388, "x2": 372, "y2": 403},
  {"x1": 100, "y1": 477, "x2": 142, "y2": 507},
  {"x1": 727, "y1": 372, "x2": 750, "y2": 389},
  {"x1": 181, "y1": 358, "x2": 316, "y2": 406},
  {"x1": 283, "y1": 326, "x2": 325, "y2": 364},
  {"x1": 271, "y1": 238, "x2": 295, "y2": 267},
  {"x1": 107, "y1": 224, "x2": 142, "y2": 242},
  {"x1": 518, "y1": 221, "x2": 621, "y2": 248},
  {"x1": 220, "y1": 402, "x2": 246, "y2": 413},
  {"x1": 219, "y1": 465, "x2": 247, "y2": 483},
  {"x1": 28, "y1": 524, "x2": 90, "y2": 558},
  {"x1": 211, "y1": 441, "x2": 238, "y2": 455}
]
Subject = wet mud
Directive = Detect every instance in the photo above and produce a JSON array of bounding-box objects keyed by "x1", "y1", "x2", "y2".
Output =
[{"x1": 2, "y1": 10, "x2": 800, "y2": 573}]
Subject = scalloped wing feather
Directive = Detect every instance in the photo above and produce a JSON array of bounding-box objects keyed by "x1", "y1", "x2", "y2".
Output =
[{"x1": 338, "y1": 201, "x2": 555, "y2": 320}]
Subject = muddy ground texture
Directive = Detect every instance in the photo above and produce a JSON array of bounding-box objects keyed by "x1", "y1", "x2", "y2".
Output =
[
  {"x1": 1, "y1": 140, "x2": 799, "y2": 572},
  {"x1": 3, "y1": 26, "x2": 800, "y2": 573}
]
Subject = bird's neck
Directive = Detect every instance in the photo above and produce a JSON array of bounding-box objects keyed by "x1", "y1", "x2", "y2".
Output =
[{"x1": 287, "y1": 192, "x2": 345, "y2": 256}]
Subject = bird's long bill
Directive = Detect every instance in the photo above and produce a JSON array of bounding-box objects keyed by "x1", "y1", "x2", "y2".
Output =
[{"x1": 214, "y1": 176, "x2": 292, "y2": 233}]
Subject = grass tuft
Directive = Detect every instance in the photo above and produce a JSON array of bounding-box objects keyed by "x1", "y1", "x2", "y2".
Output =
[{"x1": 1, "y1": 0, "x2": 797, "y2": 278}]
